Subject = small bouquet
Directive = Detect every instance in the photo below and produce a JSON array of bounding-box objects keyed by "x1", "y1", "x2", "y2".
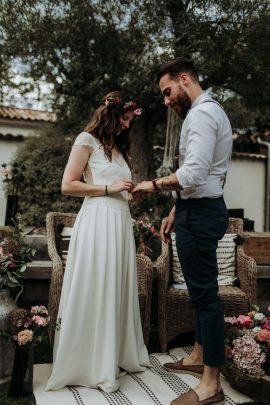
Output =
[
  {"x1": 132, "y1": 215, "x2": 159, "y2": 255},
  {"x1": 224, "y1": 305, "x2": 270, "y2": 377},
  {"x1": 8, "y1": 305, "x2": 50, "y2": 346}
]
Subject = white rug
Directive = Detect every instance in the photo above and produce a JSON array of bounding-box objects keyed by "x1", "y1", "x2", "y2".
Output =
[{"x1": 34, "y1": 347, "x2": 253, "y2": 405}]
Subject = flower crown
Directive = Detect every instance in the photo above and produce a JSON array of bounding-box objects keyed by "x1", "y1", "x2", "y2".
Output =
[{"x1": 102, "y1": 95, "x2": 142, "y2": 116}]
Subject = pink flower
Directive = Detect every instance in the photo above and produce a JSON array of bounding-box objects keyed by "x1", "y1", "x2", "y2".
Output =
[
  {"x1": 134, "y1": 108, "x2": 142, "y2": 116},
  {"x1": 31, "y1": 305, "x2": 48, "y2": 315},
  {"x1": 32, "y1": 315, "x2": 49, "y2": 326},
  {"x1": 236, "y1": 315, "x2": 253, "y2": 327},
  {"x1": 232, "y1": 335, "x2": 266, "y2": 375},
  {"x1": 30, "y1": 306, "x2": 40, "y2": 314},
  {"x1": 17, "y1": 329, "x2": 33, "y2": 346},
  {"x1": 257, "y1": 329, "x2": 270, "y2": 343}
]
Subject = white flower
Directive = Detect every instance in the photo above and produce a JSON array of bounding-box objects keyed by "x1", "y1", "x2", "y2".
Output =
[
  {"x1": 134, "y1": 108, "x2": 142, "y2": 116},
  {"x1": 254, "y1": 312, "x2": 265, "y2": 321},
  {"x1": 252, "y1": 326, "x2": 261, "y2": 332}
]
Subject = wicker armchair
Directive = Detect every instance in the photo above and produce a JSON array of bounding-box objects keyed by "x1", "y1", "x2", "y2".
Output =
[
  {"x1": 46, "y1": 212, "x2": 153, "y2": 346},
  {"x1": 156, "y1": 217, "x2": 257, "y2": 352}
]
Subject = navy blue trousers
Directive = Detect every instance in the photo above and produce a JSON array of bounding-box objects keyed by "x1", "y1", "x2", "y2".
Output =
[{"x1": 175, "y1": 196, "x2": 229, "y2": 366}]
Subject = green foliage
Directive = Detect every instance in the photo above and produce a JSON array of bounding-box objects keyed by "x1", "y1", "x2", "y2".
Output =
[
  {"x1": 0, "y1": 217, "x2": 36, "y2": 289},
  {"x1": 0, "y1": 0, "x2": 269, "y2": 193},
  {"x1": 1, "y1": 0, "x2": 269, "y2": 128},
  {"x1": 5, "y1": 128, "x2": 82, "y2": 225}
]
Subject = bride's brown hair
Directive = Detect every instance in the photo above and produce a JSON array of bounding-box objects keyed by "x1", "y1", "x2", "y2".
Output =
[{"x1": 84, "y1": 91, "x2": 135, "y2": 166}]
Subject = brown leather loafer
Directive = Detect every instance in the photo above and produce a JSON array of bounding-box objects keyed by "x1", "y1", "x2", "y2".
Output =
[
  {"x1": 170, "y1": 388, "x2": 225, "y2": 405},
  {"x1": 163, "y1": 358, "x2": 204, "y2": 377}
]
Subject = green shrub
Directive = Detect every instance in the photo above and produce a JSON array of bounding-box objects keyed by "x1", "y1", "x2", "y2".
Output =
[{"x1": 6, "y1": 128, "x2": 81, "y2": 226}]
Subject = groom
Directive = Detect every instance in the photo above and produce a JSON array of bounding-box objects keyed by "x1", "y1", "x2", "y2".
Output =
[{"x1": 132, "y1": 58, "x2": 232, "y2": 405}]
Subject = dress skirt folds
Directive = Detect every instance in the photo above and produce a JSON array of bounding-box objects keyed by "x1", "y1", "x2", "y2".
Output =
[{"x1": 46, "y1": 197, "x2": 149, "y2": 392}]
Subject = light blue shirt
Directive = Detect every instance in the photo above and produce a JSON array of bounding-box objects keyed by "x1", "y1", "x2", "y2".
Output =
[{"x1": 176, "y1": 93, "x2": 232, "y2": 199}]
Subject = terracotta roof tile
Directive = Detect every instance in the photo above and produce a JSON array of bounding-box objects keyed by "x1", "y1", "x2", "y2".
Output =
[{"x1": 0, "y1": 105, "x2": 56, "y2": 122}]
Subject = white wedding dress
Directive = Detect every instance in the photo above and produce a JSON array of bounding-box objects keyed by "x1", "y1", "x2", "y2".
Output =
[{"x1": 46, "y1": 132, "x2": 149, "y2": 393}]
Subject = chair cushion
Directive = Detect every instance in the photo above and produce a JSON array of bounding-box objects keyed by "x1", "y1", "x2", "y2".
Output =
[{"x1": 171, "y1": 232, "x2": 237, "y2": 286}]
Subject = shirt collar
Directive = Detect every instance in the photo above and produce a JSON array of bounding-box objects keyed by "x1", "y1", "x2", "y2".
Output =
[{"x1": 191, "y1": 92, "x2": 212, "y2": 109}]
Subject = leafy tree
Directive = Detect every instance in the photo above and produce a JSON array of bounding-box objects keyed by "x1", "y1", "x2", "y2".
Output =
[
  {"x1": 2, "y1": 0, "x2": 269, "y2": 120},
  {"x1": 1, "y1": 0, "x2": 269, "y2": 184}
]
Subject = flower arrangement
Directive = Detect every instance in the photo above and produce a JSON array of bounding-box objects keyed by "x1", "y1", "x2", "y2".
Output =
[
  {"x1": 8, "y1": 305, "x2": 50, "y2": 346},
  {"x1": 224, "y1": 305, "x2": 270, "y2": 377},
  {"x1": 102, "y1": 95, "x2": 142, "y2": 116},
  {"x1": 132, "y1": 215, "x2": 159, "y2": 255},
  {"x1": 0, "y1": 217, "x2": 36, "y2": 290}
]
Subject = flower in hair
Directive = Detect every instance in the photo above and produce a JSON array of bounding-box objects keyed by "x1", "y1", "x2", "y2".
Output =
[
  {"x1": 133, "y1": 108, "x2": 142, "y2": 116},
  {"x1": 123, "y1": 102, "x2": 142, "y2": 116},
  {"x1": 103, "y1": 95, "x2": 142, "y2": 116},
  {"x1": 103, "y1": 96, "x2": 121, "y2": 107}
]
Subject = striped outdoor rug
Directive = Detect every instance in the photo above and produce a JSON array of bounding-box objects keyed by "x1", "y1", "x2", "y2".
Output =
[{"x1": 33, "y1": 347, "x2": 253, "y2": 405}]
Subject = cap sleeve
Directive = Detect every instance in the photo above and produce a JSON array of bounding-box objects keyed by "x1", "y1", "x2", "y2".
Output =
[{"x1": 73, "y1": 132, "x2": 98, "y2": 150}]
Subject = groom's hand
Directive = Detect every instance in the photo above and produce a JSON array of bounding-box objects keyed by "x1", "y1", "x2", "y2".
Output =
[{"x1": 160, "y1": 206, "x2": 175, "y2": 243}]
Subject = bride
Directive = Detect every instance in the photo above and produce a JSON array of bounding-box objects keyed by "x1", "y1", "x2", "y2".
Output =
[{"x1": 46, "y1": 91, "x2": 149, "y2": 393}]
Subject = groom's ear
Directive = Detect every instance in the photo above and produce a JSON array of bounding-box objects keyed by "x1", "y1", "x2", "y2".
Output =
[{"x1": 178, "y1": 72, "x2": 190, "y2": 87}]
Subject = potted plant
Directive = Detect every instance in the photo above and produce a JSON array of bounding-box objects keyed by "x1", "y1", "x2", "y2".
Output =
[
  {"x1": 222, "y1": 305, "x2": 270, "y2": 403},
  {"x1": 6, "y1": 305, "x2": 50, "y2": 397}
]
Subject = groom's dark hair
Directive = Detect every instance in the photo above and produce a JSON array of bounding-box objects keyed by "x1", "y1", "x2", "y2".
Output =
[{"x1": 157, "y1": 57, "x2": 199, "y2": 83}]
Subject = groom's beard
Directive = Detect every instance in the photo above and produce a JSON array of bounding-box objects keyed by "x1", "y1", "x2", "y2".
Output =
[{"x1": 172, "y1": 91, "x2": 192, "y2": 119}]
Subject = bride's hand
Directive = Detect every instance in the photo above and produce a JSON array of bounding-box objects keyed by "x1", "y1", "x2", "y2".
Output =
[{"x1": 108, "y1": 180, "x2": 134, "y2": 194}]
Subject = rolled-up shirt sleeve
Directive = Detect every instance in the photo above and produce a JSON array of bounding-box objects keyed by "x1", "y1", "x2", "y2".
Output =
[{"x1": 176, "y1": 108, "x2": 218, "y2": 188}]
